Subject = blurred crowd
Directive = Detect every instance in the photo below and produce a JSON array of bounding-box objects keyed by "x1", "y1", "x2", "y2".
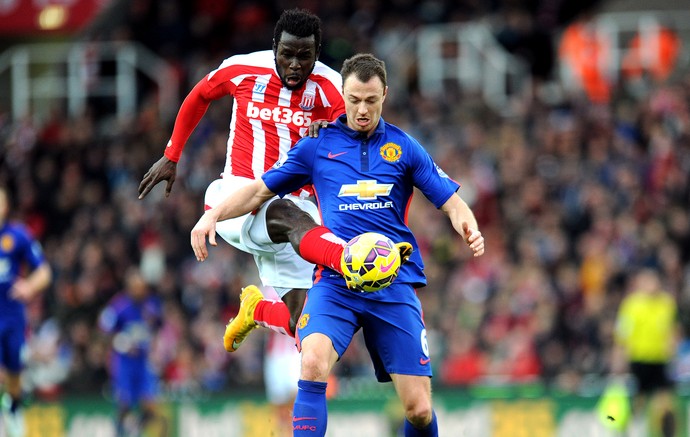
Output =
[{"x1": 1, "y1": 0, "x2": 689, "y2": 402}]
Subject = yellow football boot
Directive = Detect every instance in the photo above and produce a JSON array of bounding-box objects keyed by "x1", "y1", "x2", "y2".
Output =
[{"x1": 223, "y1": 285, "x2": 263, "y2": 352}]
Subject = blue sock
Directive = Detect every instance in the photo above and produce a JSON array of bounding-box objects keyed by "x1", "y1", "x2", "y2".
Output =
[
  {"x1": 404, "y1": 410, "x2": 438, "y2": 437},
  {"x1": 292, "y1": 379, "x2": 328, "y2": 436}
]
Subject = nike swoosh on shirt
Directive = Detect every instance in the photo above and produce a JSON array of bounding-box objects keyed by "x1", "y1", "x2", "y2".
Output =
[
  {"x1": 420, "y1": 357, "x2": 431, "y2": 365},
  {"x1": 293, "y1": 417, "x2": 317, "y2": 422},
  {"x1": 327, "y1": 151, "x2": 347, "y2": 159}
]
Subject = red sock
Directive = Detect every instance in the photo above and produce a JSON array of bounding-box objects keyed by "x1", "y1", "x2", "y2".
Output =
[
  {"x1": 254, "y1": 300, "x2": 294, "y2": 336},
  {"x1": 299, "y1": 226, "x2": 346, "y2": 274}
]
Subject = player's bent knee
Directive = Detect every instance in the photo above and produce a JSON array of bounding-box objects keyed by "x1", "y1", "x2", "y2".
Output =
[
  {"x1": 405, "y1": 410, "x2": 434, "y2": 429},
  {"x1": 266, "y1": 199, "x2": 317, "y2": 237},
  {"x1": 299, "y1": 347, "x2": 332, "y2": 381},
  {"x1": 299, "y1": 334, "x2": 336, "y2": 382},
  {"x1": 266, "y1": 199, "x2": 304, "y2": 222},
  {"x1": 403, "y1": 399, "x2": 433, "y2": 428}
]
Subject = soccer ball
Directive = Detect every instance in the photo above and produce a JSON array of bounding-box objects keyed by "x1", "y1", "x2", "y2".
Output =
[{"x1": 341, "y1": 232, "x2": 401, "y2": 292}]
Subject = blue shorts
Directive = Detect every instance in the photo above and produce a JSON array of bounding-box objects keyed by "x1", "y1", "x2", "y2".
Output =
[
  {"x1": 0, "y1": 316, "x2": 26, "y2": 373},
  {"x1": 296, "y1": 280, "x2": 432, "y2": 382},
  {"x1": 111, "y1": 354, "x2": 159, "y2": 407}
]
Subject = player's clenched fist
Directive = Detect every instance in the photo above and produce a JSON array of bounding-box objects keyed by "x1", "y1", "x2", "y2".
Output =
[{"x1": 462, "y1": 222, "x2": 485, "y2": 257}]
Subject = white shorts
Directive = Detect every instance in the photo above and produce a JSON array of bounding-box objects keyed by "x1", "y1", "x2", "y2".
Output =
[{"x1": 204, "y1": 177, "x2": 320, "y2": 295}]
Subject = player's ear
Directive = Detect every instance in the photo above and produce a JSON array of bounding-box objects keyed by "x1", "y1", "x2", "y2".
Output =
[{"x1": 272, "y1": 38, "x2": 277, "y2": 53}]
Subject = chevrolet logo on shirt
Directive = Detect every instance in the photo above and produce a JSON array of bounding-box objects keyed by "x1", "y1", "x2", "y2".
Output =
[{"x1": 338, "y1": 180, "x2": 393, "y2": 200}]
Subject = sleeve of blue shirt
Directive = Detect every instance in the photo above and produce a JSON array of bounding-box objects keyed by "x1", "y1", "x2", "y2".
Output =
[
  {"x1": 262, "y1": 136, "x2": 318, "y2": 197},
  {"x1": 406, "y1": 136, "x2": 460, "y2": 207},
  {"x1": 16, "y1": 225, "x2": 45, "y2": 270}
]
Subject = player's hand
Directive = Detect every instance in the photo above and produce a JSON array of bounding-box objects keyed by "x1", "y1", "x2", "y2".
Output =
[
  {"x1": 190, "y1": 211, "x2": 219, "y2": 261},
  {"x1": 395, "y1": 242, "x2": 413, "y2": 265},
  {"x1": 10, "y1": 279, "x2": 36, "y2": 303},
  {"x1": 138, "y1": 156, "x2": 178, "y2": 199},
  {"x1": 307, "y1": 120, "x2": 330, "y2": 138},
  {"x1": 462, "y1": 222, "x2": 484, "y2": 257}
]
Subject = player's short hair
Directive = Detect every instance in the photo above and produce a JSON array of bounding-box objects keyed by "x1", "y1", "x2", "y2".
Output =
[
  {"x1": 341, "y1": 53, "x2": 387, "y2": 88},
  {"x1": 274, "y1": 8, "x2": 322, "y2": 50}
]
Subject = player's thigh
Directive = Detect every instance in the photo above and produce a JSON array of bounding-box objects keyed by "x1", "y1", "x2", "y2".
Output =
[
  {"x1": 112, "y1": 371, "x2": 134, "y2": 406},
  {"x1": 125, "y1": 362, "x2": 158, "y2": 404},
  {"x1": 205, "y1": 176, "x2": 297, "y2": 251},
  {"x1": 390, "y1": 373, "x2": 432, "y2": 410},
  {"x1": 204, "y1": 178, "x2": 252, "y2": 249},
  {"x1": 296, "y1": 283, "x2": 359, "y2": 360},
  {"x1": 206, "y1": 179, "x2": 315, "y2": 292},
  {"x1": 247, "y1": 194, "x2": 320, "y2": 246},
  {"x1": 299, "y1": 333, "x2": 340, "y2": 381},
  {"x1": 250, "y1": 196, "x2": 319, "y2": 292},
  {"x1": 254, "y1": 243, "x2": 315, "y2": 293},
  {"x1": 138, "y1": 364, "x2": 160, "y2": 403},
  {"x1": 360, "y1": 284, "x2": 431, "y2": 382},
  {"x1": 264, "y1": 196, "x2": 321, "y2": 241}
]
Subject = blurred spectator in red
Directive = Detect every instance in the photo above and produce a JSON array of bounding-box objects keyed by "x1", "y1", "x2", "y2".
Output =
[
  {"x1": 440, "y1": 327, "x2": 486, "y2": 385},
  {"x1": 559, "y1": 15, "x2": 611, "y2": 103},
  {"x1": 622, "y1": 26, "x2": 681, "y2": 82}
]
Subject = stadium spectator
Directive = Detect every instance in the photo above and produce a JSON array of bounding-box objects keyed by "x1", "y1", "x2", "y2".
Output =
[
  {"x1": 559, "y1": 13, "x2": 612, "y2": 103},
  {"x1": 622, "y1": 26, "x2": 681, "y2": 83}
]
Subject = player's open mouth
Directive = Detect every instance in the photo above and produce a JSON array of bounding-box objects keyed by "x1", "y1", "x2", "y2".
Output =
[
  {"x1": 285, "y1": 75, "x2": 301, "y2": 86},
  {"x1": 356, "y1": 117, "x2": 369, "y2": 127}
]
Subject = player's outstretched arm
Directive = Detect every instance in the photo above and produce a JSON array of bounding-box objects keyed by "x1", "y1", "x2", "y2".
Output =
[
  {"x1": 441, "y1": 193, "x2": 485, "y2": 257},
  {"x1": 139, "y1": 78, "x2": 215, "y2": 199},
  {"x1": 138, "y1": 156, "x2": 177, "y2": 199},
  {"x1": 191, "y1": 179, "x2": 276, "y2": 261}
]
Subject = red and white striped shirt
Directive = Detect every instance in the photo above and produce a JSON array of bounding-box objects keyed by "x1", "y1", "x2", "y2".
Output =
[{"x1": 165, "y1": 50, "x2": 344, "y2": 182}]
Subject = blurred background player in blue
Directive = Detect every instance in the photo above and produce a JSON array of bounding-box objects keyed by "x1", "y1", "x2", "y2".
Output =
[
  {"x1": 0, "y1": 186, "x2": 52, "y2": 437},
  {"x1": 98, "y1": 267, "x2": 166, "y2": 437}
]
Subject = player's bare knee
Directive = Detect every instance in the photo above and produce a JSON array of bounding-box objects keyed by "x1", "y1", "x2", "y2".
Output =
[
  {"x1": 267, "y1": 199, "x2": 305, "y2": 223},
  {"x1": 266, "y1": 199, "x2": 317, "y2": 240},
  {"x1": 267, "y1": 198, "x2": 292, "y2": 212},
  {"x1": 403, "y1": 399, "x2": 433, "y2": 428},
  {"x1": 299, "y1": 350, "x2": 330, "y2": 382}
]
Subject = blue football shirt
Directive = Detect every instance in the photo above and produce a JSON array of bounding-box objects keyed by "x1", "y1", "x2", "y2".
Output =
[
  {"x1": 262, "y1": 114, "x2": 460, "y2": 288},
  {"x1": 0, "y1": 222, "x2": 46, "y2": 319}
]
